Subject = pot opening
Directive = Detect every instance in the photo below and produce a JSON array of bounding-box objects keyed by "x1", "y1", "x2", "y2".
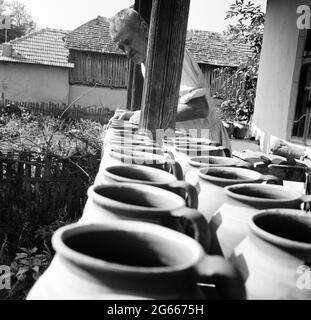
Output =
[
  {"x1": 229, "y1": 185, "x2": 293, "y2": 199},
  {"x1": 106, "y1": 166, "x2": 171, "y2": 183},
  {"x1": 94, "y1": 185, "x2": 180, "y2": 209},
  {"x1": 192, "y1": 156, "x2": 234, "y2": 165},
  {"x1": 202, "y1": 169, "x2": 256, "y2": 180},
  {"x1": 254, "y1": 213, "x2": 311, "y2": 244},
  {"x1": 63, "y1": 229, "x2": 193, "y2": 268}
]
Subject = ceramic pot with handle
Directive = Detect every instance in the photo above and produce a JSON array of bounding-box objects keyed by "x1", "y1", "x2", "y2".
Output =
[
  {"x1": 188, "y1": 156, "x2": 252, "y2": 169},
  {"x1": 198, "y1": 177, "x2": 307, "y2": 259},
  {"x1": 97, "y1": 165, "x2": 198, "y2": 208},
  {"x1": 224, "y1": 183, "x2": 311, "y2": 210},
  {"x1": 106, "y1": 149, "x2": 183, "y2": 180},
  {"x1": 81, "y1": 183, "x2": 209, "y2": 252},
  {"x1": 27, "y1": 221, "x2": 245, "y2": 300},
  {"x1": 230, "y1": 209, "x2": 311, "y2": 299},
  {"x1": 174, "y1": 145, "x2": 230, "y2": 178}
]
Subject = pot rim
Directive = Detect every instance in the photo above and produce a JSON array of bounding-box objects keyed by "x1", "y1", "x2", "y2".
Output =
[
  {"x1": 109, "y1": 149, "x2": 170, "y2": 165},
  {"x1": 224, "y1": 183, "x2": 302, "y2": 204},
  {"x1": 88, "y1": 183, "x2": 186, "y2": 214},
  {"x1": 249, "y1": 209, "x2": 311, "y2": 250},
  {"x1": 188, "y1": 156, "x2": 239, "y2": 168},
  {"x1": 198, "y1": 167, "x2": 261, "y2": 185},
  {"x1": 102, "y1": 164, "x2": 176, "y2": 185},
  {"x1": 52, "y1": 222, "x2": 204, "y2": 274}
]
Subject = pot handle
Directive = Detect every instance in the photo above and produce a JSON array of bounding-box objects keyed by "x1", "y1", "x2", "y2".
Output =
[
  {"x1": 163, "y1": 149, "x2": 175, "y2": 160},
  {"x1": 165, "y1": 160, "x2": 184, "y2": 180},
  {"x1": 167, "y1": 180, "x2": 198, "y2": 209},
  {"x1": 170, "y1": 207, "x2": 210, "y2": 253},
  {"x1": 196, "y1": 255, "x2": 246, "y2": 300}
]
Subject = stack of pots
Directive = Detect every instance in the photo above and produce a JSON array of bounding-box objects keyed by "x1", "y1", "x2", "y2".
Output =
[{"x1": 27, "y1": 120, "x2": 245, "y2": 300}]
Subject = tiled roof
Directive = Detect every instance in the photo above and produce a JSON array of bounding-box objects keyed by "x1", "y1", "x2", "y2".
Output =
[
  {"x1": 186, "y1": 30, "x2": 253, "y2": 67},
  {"x1": 65, "y1": 16, "x2": 121, "y2": 54},
  {"x1": 0, "y1": 28, "x2": 74, "y2": 68},
  {"x1": 65, "y1": 16, "x2": 253, "y2": 66}
]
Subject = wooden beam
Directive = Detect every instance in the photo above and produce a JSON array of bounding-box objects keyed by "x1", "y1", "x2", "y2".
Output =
[{"x1": 139, "y1": 0, "x2": 190, "y2": 135}]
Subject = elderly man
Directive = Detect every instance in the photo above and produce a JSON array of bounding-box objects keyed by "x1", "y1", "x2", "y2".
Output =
[{"x1": 109, "y1": 8, "x2": 231, "y2": 150}]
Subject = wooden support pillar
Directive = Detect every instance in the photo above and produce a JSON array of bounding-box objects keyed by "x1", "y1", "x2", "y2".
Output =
[
  {"x1": 126, "y1": 0, "x2": 152, "y2": 111},
  {"x1": 139, "y1": 0, "x2": 191, "y2": 135}
]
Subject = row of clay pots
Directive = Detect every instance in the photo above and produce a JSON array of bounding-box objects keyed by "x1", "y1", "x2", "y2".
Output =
[
  {"x1": 183, "y1": 154, "x2": 311, "y2": 299},
  {"x1": 27, "y1": 120, "x2": 245, "y2": 300}
]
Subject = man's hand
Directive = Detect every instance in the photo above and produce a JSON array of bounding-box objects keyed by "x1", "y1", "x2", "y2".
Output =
[{"x1": 176, "y1": 96, "x2": 209, "y2": 122}]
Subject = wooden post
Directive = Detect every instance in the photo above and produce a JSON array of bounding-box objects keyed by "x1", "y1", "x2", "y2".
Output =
[
  {"x1": 126, "y1": 0, "x2": 153, "y2": 111},
  {"x1": 139, "y1": 0, "x2": 190, "y2": 135}
]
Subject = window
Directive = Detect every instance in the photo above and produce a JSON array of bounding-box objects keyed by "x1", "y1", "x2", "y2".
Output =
[{"x1": 292, "y1": 30, "x2": 311, "y2": 144}]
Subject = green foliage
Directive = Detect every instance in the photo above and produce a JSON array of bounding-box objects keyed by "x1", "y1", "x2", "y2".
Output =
[
  {"x1": 217, "y1": 0, "x2": 265, "y2": 124},
  {"x1": 0, "y1": 208, "x2": 75, "y2": 300},
  {"x1": 0, "y1": 108, "x2": 103, "y2": 299},
  {"x1": 225, "y1": 0, "x2": 265, "y2": 56},
  {"x1": 0, "y1": 0, "x2": 37, "y2": 44},
  {"x1": 0, "y1": 104, "x2": 102, "y2": 157}
]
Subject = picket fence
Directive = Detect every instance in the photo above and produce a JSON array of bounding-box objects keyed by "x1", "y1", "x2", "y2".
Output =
[
  {"x1": 0, "y1": 150, "x2": 99, "y2": 234},
  {"x1": 2, "y1": 99, "x2": 115, "y2": 125}
]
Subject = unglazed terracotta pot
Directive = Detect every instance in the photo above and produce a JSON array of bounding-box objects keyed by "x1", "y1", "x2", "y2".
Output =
[
  {"x1": 230, "y1": 209, "x2": 311, "y2": 299},
  {"x1": 174, "y1": 144, "x2": 231, "y2": 178},
  {"x1": 106, "y1": 149, "x2": 183, "y2": 180},
  {"x1": 97, "y1": 165, "x2": 198, "y2": 208},
  {"x1": 27, "y1": 221, "x2": 245, "y2": 300},
  {"x1": 188, "y1": 156, "x2": 252, "y2": 169},
  {"x1": 81, "y1": 183, "x2": 209, "y2": 252},
  {"x1": 197, "y1": 176, "x2": 303, "y2": 258},
  {"x1": 197, "y1": 167, "x2": 278, "y2": 188},
  {"x1": 225, "y1": 183, "x2": 311, "y2": 209}
]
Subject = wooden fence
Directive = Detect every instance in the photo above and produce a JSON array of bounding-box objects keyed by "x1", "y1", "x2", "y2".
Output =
[
  {"x1": 69, "y1": 51, "x2": 130, "y2": 88},
  {"x1": 210, "y1": 67, "x2": 241, "y2": 98},
  {"x1": 2, "y1": 99, "x2": 115, "y2": 125},
  {"x1": 0, "y1": 150, "x2": 99, "y2": 234}
]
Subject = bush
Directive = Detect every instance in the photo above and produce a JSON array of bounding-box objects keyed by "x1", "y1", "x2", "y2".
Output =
[{"x1": 0, "y1": 108, "x2": 103, "y2": 299}]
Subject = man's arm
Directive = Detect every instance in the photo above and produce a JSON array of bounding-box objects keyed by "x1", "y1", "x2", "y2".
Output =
[{"x1": 176, "y1": 96, "x2": 209, "y2": 122}]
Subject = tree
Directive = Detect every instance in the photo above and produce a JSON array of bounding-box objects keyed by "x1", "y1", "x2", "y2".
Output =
[
  {"x1": 216, "y1": 0, "x2": 265, "y2": 125},
  {"x1": 225, "y1": 0, "x2": 265, "y2": 56},
  {"x1": 0, "y1": 0, "x2": 37, "y2": 44}
]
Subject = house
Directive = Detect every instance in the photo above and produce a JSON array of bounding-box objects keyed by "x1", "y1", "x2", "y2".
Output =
[
  {"x1": 0, "y1": 28, "x2": 73, "y2": 105},
  {"x1": 65, "y1": 16, "x2": 129, "y2": 110},
  {"x1": 65, "y1": 16, "x2": 252, "y2": 107},
  {"x1": 185, "y1": 29, "x2": 253, "y2": 88},
  {"x1": 252, "y1": 0, "x2": 311, "y2": 156},
  {"x1": 0, "y1": 16, "x2": 252, "y2": 110}
]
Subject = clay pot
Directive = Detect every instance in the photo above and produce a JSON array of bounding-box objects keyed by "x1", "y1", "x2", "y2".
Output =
[
  {"x1": 27, "y1": 221, "x2": 245, "y2": 300},
  {"x1": 81, "y1": 183, "x2": 209, "y2": 252},
  {"x1": 230, "y1": 209, "x2": 311, "y2": 299},
  {"x1": 110, "y1": 144, "x2": 164, "y2": 155},
  {"x1": 225, "y1": 183, "x2": 311, "y2": 210},
  {"x1": 174, "y1": 145, "x2": 229, "y2": 178},
  {"x1": 198, "y1": 167, "x2": 278, "y2": 188},
  {"x1": 107, "y1": 149, "x2": 183, "y2": 180},
  {"x1": 197, "y1": 178, "x2": 304, "y2": 259},
  {"x1": 188, "y1": 156, "x2": 252, "y2": 169},
  {"x1": 174, "y1": 137, "x2": 212, "y2": 146},
  {"x1": 98, "y1": 165, "x2": 198, "y2": 208}
]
